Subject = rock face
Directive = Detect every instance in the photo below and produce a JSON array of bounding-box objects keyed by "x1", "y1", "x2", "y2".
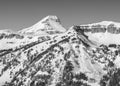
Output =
[{"x1": 0, "y1": 16, "x2": 120, "y2": 86}]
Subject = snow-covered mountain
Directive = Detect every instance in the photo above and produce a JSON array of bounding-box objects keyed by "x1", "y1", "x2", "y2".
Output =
[
  {"x1": 0, "y1": 16, "x2": 120, "y2": 86},
  {"x1": 19, "y1": 16, "x2": 66, "y2": 35}
]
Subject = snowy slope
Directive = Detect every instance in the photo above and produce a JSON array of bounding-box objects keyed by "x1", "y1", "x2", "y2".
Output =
[
  {"x1": 19, "y1": 15, "x2": 66, "y2": 35},
  {"x1": 0, "y1": 17, "x2": 120, "y2": 86}
]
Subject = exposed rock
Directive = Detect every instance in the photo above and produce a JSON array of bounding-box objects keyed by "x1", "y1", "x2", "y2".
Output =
[{"x1": 107, "y1": 24, "x2": 116, "y2": 33}]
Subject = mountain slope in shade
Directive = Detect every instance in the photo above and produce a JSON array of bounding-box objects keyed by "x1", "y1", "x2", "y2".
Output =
[{"x1": 0, "y1": 17, "x2": 120, "y2": 86}]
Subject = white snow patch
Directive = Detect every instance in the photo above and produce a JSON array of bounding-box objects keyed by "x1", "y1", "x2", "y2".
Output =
[{"x1": 86, "y1": 31, "x2": 120, "y2": 45}]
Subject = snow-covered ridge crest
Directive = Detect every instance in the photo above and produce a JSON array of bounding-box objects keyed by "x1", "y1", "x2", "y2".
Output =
[{"x1": 82, "y1": 21, "x2": 120, "y2": 27}]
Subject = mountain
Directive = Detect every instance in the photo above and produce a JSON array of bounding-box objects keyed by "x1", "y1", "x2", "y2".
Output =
[
  {"x1": 19, "y1": 15, "x2": 66, "y2": 35},
  {"x1": 0, "y1": 16, "x2": 120, "y2": 86},
  {"x1": 79, "y1": 21, "x2": 120, "y2": 45}
]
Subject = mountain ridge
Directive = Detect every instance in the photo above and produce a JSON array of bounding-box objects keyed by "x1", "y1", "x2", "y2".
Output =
[{"x1": 0, "y1": 15, "x2": 120, "y2": 86}]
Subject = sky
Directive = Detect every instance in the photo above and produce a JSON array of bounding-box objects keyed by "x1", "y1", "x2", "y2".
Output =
[{"x1": 0, "y1": 0, "x2": 120, "y2": 31}]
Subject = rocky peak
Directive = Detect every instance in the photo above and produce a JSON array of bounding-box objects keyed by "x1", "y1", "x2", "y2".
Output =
[{"x1": 40, "y1": 15, "x2": 61, "y2": 24}]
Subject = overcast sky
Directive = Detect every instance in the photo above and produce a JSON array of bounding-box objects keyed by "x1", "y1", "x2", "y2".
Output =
[{"x1": 0, "y1": 0, "x2": 120, "y2": 31}]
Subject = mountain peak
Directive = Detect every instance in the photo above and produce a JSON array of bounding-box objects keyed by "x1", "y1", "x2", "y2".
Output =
[
  {"x1": 19, "y1": 15, "x2": 66, "y2": 35},
  {"x1": 40, "y1": 15, "x2": 61, "y2": 24}
]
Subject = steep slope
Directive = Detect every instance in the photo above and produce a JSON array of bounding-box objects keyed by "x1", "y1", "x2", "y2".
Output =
[{"x1": 0, "y1": 18, "x2": 120, "y2": 86}]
